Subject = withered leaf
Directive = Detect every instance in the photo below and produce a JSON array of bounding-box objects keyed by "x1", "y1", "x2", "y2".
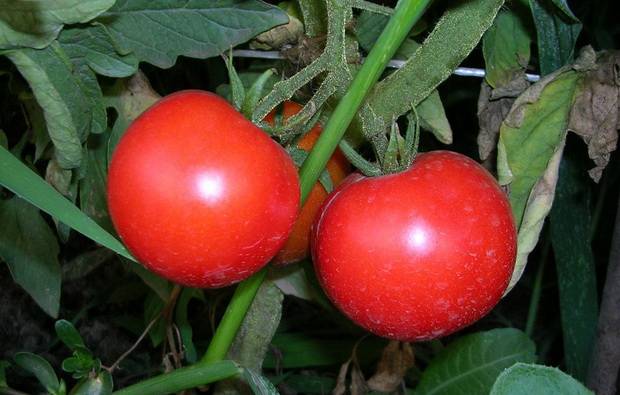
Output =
[
  {"x1": 568, "y1": 48, "x2": 620, "y2": 182},
  {"x1": 367, "y1": 341, "x2": 414, "y2": 393},
  {"x1": 477, "y1": 76, "x2": 530, "y2": 161},
  {"x1": 333, "y1": 357, "x2": 368, "y2": 395}
]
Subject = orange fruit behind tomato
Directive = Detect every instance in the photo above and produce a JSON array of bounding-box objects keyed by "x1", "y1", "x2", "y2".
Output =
[{"x1": 265, "y1": 102, "x2": 350, "y2": 265}]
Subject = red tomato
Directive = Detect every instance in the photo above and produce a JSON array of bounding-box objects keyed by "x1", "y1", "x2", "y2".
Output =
[
  {"x1": 311, "y1": 151, "x2": 517, "y2": 341},
  {"x1": 107, "y1": 90, "x2": 300, "y2": 288},
  {"x1": 264, "y1": 102, "x2": 350, "y2": 265}
]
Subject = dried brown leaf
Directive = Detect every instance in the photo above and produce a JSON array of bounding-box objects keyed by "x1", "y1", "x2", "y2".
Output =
[
  {"x1": 367, "y1": 341, "x2": 414, "y2": 393},
  {"x1": 477, "y1": 77, "x2": 529, "y2": 161},
  {"x1": 333, "y1": 357, "x2": 368, "y2": 395},
  {"x1": 568, "y1": 48, "x2": 620, "y2": 182}
]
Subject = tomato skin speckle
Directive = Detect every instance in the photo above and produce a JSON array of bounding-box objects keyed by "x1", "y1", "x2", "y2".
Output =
[
  {"x1": 311, "y1": 151, "x2": 517, "y2": 341},
  {"x1": 107, "y1": 90, "x2": 300, "y2": 288}
]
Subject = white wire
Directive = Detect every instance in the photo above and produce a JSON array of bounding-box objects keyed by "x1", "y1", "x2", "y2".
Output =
[{"x1": 232, "y1": 49, "x2": 541, "y2": 82}]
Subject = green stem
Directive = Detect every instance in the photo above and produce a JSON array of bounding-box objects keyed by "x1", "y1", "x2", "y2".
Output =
[
  {"x1": 112, "y1": 361, "x2": 240, "y2": 395},
  {"x1": 525, "y1": 237, "x2": 550, "y2": 338},
  {"x1": 298, "y1": 0, "x2": 433, "y2": 198},
  {"x1": 201, "y1": 268, "x2": 267, "y2": 363},
  {"x1": 201, "y1": 0, "x2": 431, "y2": 365}
]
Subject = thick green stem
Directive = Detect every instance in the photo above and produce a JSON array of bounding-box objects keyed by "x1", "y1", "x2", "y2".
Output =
[
  {"x1": 112, "y1": 361, "x2": 240, "y2": 395},
  {"x1": 201, "y1": 0, "x2": 431, "y2": 366}
]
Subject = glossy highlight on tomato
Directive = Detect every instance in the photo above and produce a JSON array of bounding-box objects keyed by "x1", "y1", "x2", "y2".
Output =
[
  {"x1": 107, "y1": 90, "x2": 300, "y2": 288},
  {"x1": 311, "y1": 151, "x2": 517, "y2": 341},
  {"x1": 265, "y1": 102, "x2": 350, "y2": 265}
]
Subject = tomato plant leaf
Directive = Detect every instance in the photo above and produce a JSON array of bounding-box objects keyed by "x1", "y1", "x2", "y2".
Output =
[
  {"x1": 497, "y1": 66, "x2": 582, "y2": 291},
  {"x1": 497, "y1": 68, "x2": 581, "y2": 227},
  {"x1": 0, "y1": 0, "x2": 114, "y2": 50},
  {"x1": 5, "y1": 44, "x2": 90, "y2": 168},
  {"x1": 96, "y1": 0, "x2": 289, "y2": 69},
  {"x1": 549, "y1": 152, "x2": 598, "y2": 381},
  {"x1": 482, "y1": 6, "x2": 532, "y2": 89},
  {"x1": 414, "y1": 328, "x2": 536, "y2": 395},
  {"x1": 368, "y1": 0, "x2": 505, "y2": 120},
  {"x1": 227, "y1": 279, "x2": 283, "y2": 371},
  {"x1": 57, "y1": 25, "x2": 138, "y2": 78},
  {"x1": 0, "y1": 197, "x2": 61, "y2": 317},
  {"x1": 529, "y1": 0, "x2": 581, "y2": 75},
  {"x1": 13, "y1": 352, "x2": 61, "y2": 393},
  {"x1": 477, "y1": 78, "x2": 530, "y2": 161},
  {"x1": 489, "y1": 363, "x2": 593, "y2": 394},
  {"x1": 240, "y1": 368, "x2": 280, "y2": 395},
  {"x1": 567, "y1": 48, "x2": 620, "y2": 182},
  {"x1": 416, "y1": 91, "x2": 453, "y2": 144},
  {"x1": 0, "y1": 146, "x2": 135, "y2": 262}
]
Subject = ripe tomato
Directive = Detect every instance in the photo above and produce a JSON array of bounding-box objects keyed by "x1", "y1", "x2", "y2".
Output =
[
  {"x1": 311, "y1": 151, "x2": 517, "y2": 341},
  {"x1": 265, "y1": 102, "x2": 350, "y2": 265},
  {"x1": 107, "y1": 90, "x2": 300, "y2": 288}
]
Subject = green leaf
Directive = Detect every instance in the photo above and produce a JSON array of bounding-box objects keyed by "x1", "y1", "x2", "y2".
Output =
[
  {"x1": 97, "y1": 0, "x2": 289, "y2": 68},
  {"x1": 241, "y1": 368, "x2": 280, "y2": 395},
  {"x1": 416, "y1": 91, "x2": 452, "y2": 144},
  {"x1": 497, "y1": 69, "x2": 581, "y2": 291},
  {"x1": 0, "y1": 197, "x2": 61, "y2": 317},
  {"x1": 69, "y1": 371, "x2": 113, "y2": 395},
  {"x1": 482, "y1": 7, "x2": 532, "y2": 88},
  {"x1": 5, "y1": 44, "x2": 89, "y2": 168},
  {"x1": 0, "y1": 0, "x2": 115, "y2": 49},
  {"x1": 57, "y1": 25, "x2": 138, "y2": 78},
  {"x1": 14, "y1": 352, "x2": 60, "y2": 393},
  {"x1": 228, "y1": 280, "x2": 283, "y2": 370},
  {"x1": 549, "y1": 154, "x2": 598, "y2": 381},
  {"x1": 55, "y1": 320, "x2": 87, "y2": 351},
  {"x1": 414, "y1": 329, "x2": 536, "y2": 395},
  {"x1": 490, "y1": 363, "x2": 593, "y2": 395},
  {"x1": 80, "y1": 133, "x2": 113, "y2": 233},
  {"x1": 355, "y1": 11, "x2": 389, "y2": 52},
  {"x1": 498, "y1": 69, "x2": 580, "y2": 227},
  {"x1": 369, "y1": 0, "x2": 505, "y2": 120},
  {"x1": 0, "y1": 146, "x2": 135, "y2": 262},
  {"x1": 529, "y1": 0, "x2": 581, "y2": 75}
]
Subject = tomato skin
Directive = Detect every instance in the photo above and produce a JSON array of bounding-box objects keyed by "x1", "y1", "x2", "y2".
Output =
[
  {"x1": 265, "y1": 102, "x2": 349, "y2": 265},
  {"x1": 311, "y1": 151, "x2": 517, "y2": 341},
  {"x1": 107, "y1": 90, "x2": 300, "y2": 288}
]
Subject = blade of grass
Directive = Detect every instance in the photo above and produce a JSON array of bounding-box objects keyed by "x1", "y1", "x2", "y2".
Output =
[{"x1": 0, "y1": 146, "x2": 134, "y2": 261}]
